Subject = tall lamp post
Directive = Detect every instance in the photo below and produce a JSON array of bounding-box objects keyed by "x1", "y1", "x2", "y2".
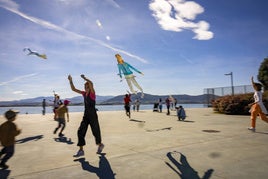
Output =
[{"x1": 225, "y1": 72, "x2": 234, "y2": 95}]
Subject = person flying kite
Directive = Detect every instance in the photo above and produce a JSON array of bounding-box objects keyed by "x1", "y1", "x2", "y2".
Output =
[
  {"x1": 115, "y1": 53, "x2": 144, "y2": 98},
  {"x1": 23, "y1": 48, "x2": 47, "y2": 59}
]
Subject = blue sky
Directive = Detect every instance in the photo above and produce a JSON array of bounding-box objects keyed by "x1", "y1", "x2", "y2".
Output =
[{"x1": 0, "y1": 0, "x2": 267, "y2": 101}]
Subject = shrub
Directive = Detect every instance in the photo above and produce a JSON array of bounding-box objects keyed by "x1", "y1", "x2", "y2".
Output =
[{"x1": 212, "y1": 93, "x2": 254, "y2": 115}]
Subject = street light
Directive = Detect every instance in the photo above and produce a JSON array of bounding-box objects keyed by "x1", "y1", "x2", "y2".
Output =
[{"x1": 225, "y1": 72, "x2": 234, "y2": 95}]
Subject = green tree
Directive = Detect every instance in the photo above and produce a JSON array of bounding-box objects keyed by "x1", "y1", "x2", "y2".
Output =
[{"x1": 258, "y1": 57, "x2": 268, "y2": 91}]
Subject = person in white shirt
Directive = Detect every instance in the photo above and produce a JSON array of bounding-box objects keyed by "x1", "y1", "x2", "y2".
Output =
[{"x1": 248, "y1": 76, "x2": 268, "y2": 132}]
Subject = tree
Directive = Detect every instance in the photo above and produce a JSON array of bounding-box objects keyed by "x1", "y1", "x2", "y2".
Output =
[{"x1": 258, "y1": 57, "x2": 268, "y2": 91}]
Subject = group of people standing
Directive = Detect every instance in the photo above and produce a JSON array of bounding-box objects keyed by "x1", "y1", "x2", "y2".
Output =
[{"x1": 154, "y1": 97, "x2": 185, "y2": 120}]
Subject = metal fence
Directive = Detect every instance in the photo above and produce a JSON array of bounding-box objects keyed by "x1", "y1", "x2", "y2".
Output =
[{"x1": 204, "y1": 85, "x2": 254, "y2": 106}]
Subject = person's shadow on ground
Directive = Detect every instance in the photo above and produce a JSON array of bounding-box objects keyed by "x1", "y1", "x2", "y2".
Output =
[
  {"x1": 54, "y1": 136, "x2": 74, "y2": 145},
  {"x1": 165, "y1": 151, "x2": 214, "y2": 179},
  {"x1": 0, "y1": 169, "x2": 10, "y2": 179},
  {"x1": 129, "y1": 119, "x2": 145, "y2": 123},
  {"x1": 146, "y1": 127, "x2": 172, "y2": 132},
  {"x1": 74, "y1": 154, "x2": 116, "y2": 179},
  {"x1": 16, "y1": 135, "x2": 44, "y2": 144}
]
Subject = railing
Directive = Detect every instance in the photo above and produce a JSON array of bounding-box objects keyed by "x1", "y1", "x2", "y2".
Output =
[{"x1": 203, "y1": 85, "x2": 254, "y2": 107}]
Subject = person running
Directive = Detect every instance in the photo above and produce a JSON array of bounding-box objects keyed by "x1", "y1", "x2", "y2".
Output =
[
  {"x1": 68, "y1": 74, "x2": 104, "y2": 157},
  {"x1": 53, "y1": 94, "x2": 62, "y2": 120},
  {"x1": 248, "y1": 76, "x2": 268, "y2": 132},
  {"x1": 124, "y1": 92, "x2": 132, "y2": 118},
  {"x1": 0, "y1": 110, "x2": 21, "y2": 169},
  {"x1": 54, "y1": 100, "x2": 70, "y2": 137}
]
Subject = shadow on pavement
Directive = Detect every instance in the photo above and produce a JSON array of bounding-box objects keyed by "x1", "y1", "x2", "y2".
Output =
[
  {"x1": 16, "y1": 135, "x2": 44, "y2": 144},
  {"x1": 54, "y1": 136, "x2": 74, "y2": 145},
  {"x1": 165, "y1": 151, "x2": 214, "y2": 179},
  {"x1": 146, "y1": 127, "x2": 172, "y2": 132},
  {"x1": 129, "y1": 119, "x2": 145, "y2": 123},
  {"x1": 255, "y1": 131, "x2": 268, "y2": 135},
  {"x1": 74, "y1": 154, "x2": 116, "y2": 179}
]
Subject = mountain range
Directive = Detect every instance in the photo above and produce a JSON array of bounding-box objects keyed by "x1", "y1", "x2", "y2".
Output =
[{"x1": 0, "y1": 93, "x2": 216, "y2": 107}]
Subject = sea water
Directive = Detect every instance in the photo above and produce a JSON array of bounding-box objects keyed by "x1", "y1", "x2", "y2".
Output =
[{"x1": 0, "y1": 104, "x2": 206, "y2": 115}]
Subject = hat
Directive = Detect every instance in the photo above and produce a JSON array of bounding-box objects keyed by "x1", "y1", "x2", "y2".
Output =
[
  {"x1": 5, "y1": 109, "x2": 19, "y2": 120},
  {"x1": 64, "y1": 100, "x2": 70, "y2": 105}
]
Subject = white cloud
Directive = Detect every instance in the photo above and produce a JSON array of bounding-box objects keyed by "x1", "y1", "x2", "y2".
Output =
[
  {"x1": 0, "y1": 0, "x2": 19, "y2": 10},
  {"x1": 172, "y1": 0, "x2": 203, "y2": 20},
  {"x1": 105, "y1": 0, "x2": 120, "y2": 9},
  {"x1": 13, "y1": 91, "x2": 23, "y2": 94},
  {"x1": 149, "y1": 0, "x2": 214, "y2": 40},
  {"x1": 192, "y1": 21, "x2": 214, "y2": 40}
]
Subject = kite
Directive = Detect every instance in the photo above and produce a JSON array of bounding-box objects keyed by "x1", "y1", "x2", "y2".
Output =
[
  {"x1": 96, "y1": 19, "x2": 111, "y2": 41},
  {"x1": 96, "y1": 19, "x2": 103, "y2": 29},
  {"x1": 23, "y1": 48, "x2": 47, "y2": 59},
  {"x1": 115, "y1": 53, "x2": 144, "y2": 98}
]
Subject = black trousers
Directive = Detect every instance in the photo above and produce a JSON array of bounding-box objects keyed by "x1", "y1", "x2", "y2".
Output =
[
  {"x1": 77, "y1": 114, "x2": 102, "y2": 146},
  {"x1": 0, "y1": 145, "x2": 14, "y2": 165}
]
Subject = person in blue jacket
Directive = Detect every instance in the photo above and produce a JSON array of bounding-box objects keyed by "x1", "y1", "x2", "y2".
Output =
[
  {"x1": 115, "y1": 54, "x2": 144, "y2": 98},
  {"x1": 176, "y1": 106, "x2": 186, "y2": 121}
]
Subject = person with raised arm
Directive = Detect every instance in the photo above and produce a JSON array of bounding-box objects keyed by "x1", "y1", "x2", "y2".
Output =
[
  {"x1": 68, "y1": 74, "x2": 104, "y2": 157},
  {"x1": 248, "y1": 76, "x2": 268, "y2": 132}
]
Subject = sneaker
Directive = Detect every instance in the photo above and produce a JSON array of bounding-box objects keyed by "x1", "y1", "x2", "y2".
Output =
[
  {"x1": 97, "y1": 144, "x2": 105, "y2": 154},
  {"x1": 73, "y1": 150, "x2": 84, "y2": 157},
  {"x1": 248, "y1": 127, "x2": 256, "y2": 132},
  {"x1": 0, "y1": 163, "x2": 9, "y2": 169},
  {"x1": 58, "y1": 133, "x2": 64, "y2": 137}
]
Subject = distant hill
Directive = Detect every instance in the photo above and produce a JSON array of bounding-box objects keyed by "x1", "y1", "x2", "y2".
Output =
[
  {"x1": 0, "y1": 95, "x2": 114, "y2": 107},
  {"x1": 0, "y1": 93, "x2": 217, "y2": 107},
  {"x1": 100, "y1": 93, "x2": 216, "y2": 105}
]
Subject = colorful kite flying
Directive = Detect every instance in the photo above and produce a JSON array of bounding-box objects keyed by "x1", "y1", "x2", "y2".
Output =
[
  {"x1": 115, "y1": 53, "x2": 144, "y2": 98},
  {"x1": 23, "y1": 48, "x2": 47, "y2": 59}
]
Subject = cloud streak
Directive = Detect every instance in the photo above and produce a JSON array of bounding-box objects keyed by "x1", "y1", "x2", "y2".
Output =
[
  {"x1": 0, "y1": 73, "x2": 38, "y2": 86},
  {"x1": 149, "y1": 0, "x2": 214, "y2": 40},
  {"x1": 0, "y1": 0, "x2": 147, "y2": 63}
]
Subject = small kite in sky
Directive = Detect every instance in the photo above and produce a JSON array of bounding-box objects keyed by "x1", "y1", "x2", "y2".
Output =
[
  {"x1": 23, "y1": 48, "x2": 47, "y2": 59},
  {"x1": 96, "y1": 19, "x2": 103, "y2": 29},
  {"x1": 115, "y1": 53, "x2": 144, "y2": 98},
  {"x1": 96, "y1": 19, "x2": 111, "y2": 41}
]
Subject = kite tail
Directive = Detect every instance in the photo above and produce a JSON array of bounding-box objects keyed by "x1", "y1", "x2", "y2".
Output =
[{"x1": 38, "y1": 54, "x2": 47, "y2": 59}]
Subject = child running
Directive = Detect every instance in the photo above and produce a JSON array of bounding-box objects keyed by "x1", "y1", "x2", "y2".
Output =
[
  {"x1": 0, "y1": 109, "x2": 21, "y2": 169},
  {"x1": 124, "y1": 92, "x2": 132, "y2": 118},
  {"x1": 54, "y1": 100, "x2": 70, "y2": 137}
]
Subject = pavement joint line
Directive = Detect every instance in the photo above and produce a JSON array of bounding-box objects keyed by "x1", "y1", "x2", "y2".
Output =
[{"x1": 10, "y1": 163, "x2": 80, "y2": 178}]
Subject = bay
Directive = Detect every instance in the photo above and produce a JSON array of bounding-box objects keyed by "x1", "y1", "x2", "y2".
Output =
[{"x1": 0, "y1": 104, "x2": 206, "y2": 115}]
